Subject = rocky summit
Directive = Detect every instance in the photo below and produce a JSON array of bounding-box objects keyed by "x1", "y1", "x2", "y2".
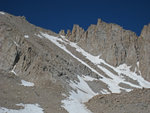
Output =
[{"x1": 0, "y1": 12, "x2": 150, "y2": 113}]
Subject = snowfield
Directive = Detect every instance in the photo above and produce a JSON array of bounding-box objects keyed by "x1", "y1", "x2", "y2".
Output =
[
  {"x1": 24, "y1": 35, "x2": 29, "y2": 38},
  {"x1": 20, "y1": 80, "x2": 34, "y2": 87},
  {"x1": 0, "y1": 11, "x2": 5, "y2": 15},
  {"x1": 61, "y1": 75, "x2": 97, "y2": 113}
]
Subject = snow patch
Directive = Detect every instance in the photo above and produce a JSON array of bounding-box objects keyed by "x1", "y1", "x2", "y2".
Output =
[
  {"x1": 62, "y1": 75, "x2": 97, "y2": 113},
  {"x1": 137, "y1": 62, "x2": 139, "y2": 68},
  {"x1": 13, "y1": 41, "x2": 20, "y2": 47},
  {"x1": 24, "y1": 35, "x2": 29, "y2": 38},
  {"x1": 62, "y1": 93, "x2": 67, "y2": 97},
  {"x1": 0, "y1": 103, "x2": 43, "y2": 113},
  {"x1": 82, "y1": 75, "x2": 97, "y2": 81},
  {"x1": 0, "y1": 11, "x2": 5, "y2": 15},
  {"x1": 116, "y1": 64, "x2": 150, "y2": 88},
  {"x1": 10, "y1": 65, "x2": 17, "y2": 75},
  {"x1": 100, "y1": 89, "x2": 110, "y2": 94},
  {"x1": 60, "y1": 35, "x2": 65, "y2": 38},
  {"x1": 21, "y1": 80, "x2": 34, "y2": 87},
  {"x1": 35, "y1": 34, "x2": 43, "y2": 38}
]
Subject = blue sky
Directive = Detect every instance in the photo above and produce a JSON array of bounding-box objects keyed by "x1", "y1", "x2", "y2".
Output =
[{"x1": 0, "y1": 0, "x2": 150, "y2": 35}]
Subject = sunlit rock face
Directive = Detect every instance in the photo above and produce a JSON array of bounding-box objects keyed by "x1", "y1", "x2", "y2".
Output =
[
  {"x1": 0, "y1": 12, "x2": 150, "y2": 113},
  {"x1": 66, "y1": 19, "x2": 150, "y2": 81}
]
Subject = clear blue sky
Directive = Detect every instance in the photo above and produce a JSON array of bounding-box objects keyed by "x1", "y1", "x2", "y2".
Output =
[{"x1": 0, "y1": 0, "x2": 150, "y2": 35}]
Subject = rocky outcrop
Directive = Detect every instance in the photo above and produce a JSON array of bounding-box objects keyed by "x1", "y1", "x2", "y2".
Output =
[
  {"x1": 66, "y1": 19, "x2": 138, "y2": 66},
  {"x1": 138, "y1": 24, "x2": 150, "y2": 81},
  {"x1": 86, "y1": 88, "x2": 150, "y2": 113},
  {"x1": 140, "y1": 24, "x2": 150, "y2": 41},
  {"x1": 66, "y1": 19, "x2": 150, "y2": 81},
  {"x1": 0, "y1": 12, "x2": 98, "y2": 88},
  {"x1": 59, "y1": 30, "x2": 65, "y2": 36},
  {"x1": 68, "y1": 24, "x2": 85, "y2": 42}
]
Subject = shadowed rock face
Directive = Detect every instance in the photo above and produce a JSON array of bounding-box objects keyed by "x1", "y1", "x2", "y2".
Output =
[{"x1": 63, "y1": 19, "x2": 150, "y2": 81}]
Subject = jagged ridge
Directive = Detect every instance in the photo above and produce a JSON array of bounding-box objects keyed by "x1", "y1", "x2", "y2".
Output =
[
  {"x1": 59, "y1": 19, "x2": 150, "y2": 81},
  {"x1": 0, "y1": 11, "x2": 150, "y2": 113}
]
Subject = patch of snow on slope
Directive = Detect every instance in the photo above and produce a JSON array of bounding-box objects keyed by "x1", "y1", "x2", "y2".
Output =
[
  {"x1": 69, "y1": 42, "x2": 102, "y2": 64},
  {"x1": 21, "y1": 80, "x2": 34, "y2": 87},
  {"x1": 24, "y1": 35, "x2": 29, "y2": 38},
  {"x1": 61, "y1": 75, "x2": 97, "y2": 113},
  {"x1": 81, "y1": 75, "x2": 111, "y2": 94},
  {"x1": 100, "y1": 89, "x2": 110, "y2": 94},
  {"x1": 0, "y1": 11, "x2": 5, "y2": 15},
  {"x1": 10, "y1": 65, "x2": 17, "y2": 75},
  {"x1": 100, "y1": 76, "x2": 132, "y2": 93},
  {"x1": 98, "y1": 65, "x2": 142, "y2": 88},
  {"x1": 82, "y1": 75, "x2": 97, "y2": 81},
  {"x1": 35, "y1": 34, "x2": 43, "y2": 38},
  {"x1": 137, "y1": 62, "x2": 139, "y2": 68},
  {"x1": 13, "y1": 41, "x2": 20, "y2": 47},
  {"x1": 0, "y1": 103, "x2": 43, "y2": 113},
  {"x1": 116, "y1": 64, "x2": 150, "y2": 88},
  {"x1": 60, "y1": 35, "x2": 65, "y2": 38}
]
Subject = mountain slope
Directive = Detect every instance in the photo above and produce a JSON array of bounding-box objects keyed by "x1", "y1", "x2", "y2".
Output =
[
  {"x1": 86, "y1": 88, "x2": 150, "y2": 113},
  {"x1": 0, "y1": 11, "x2": 150, "y2": 113}
]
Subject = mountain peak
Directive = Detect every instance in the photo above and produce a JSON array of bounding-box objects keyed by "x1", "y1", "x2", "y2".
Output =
[
  {"x1": 140, "y1": 23, "x2": 150, "y2": 40},
  {"x1": 97, "y1": 18, "x2": 102, "y2": 25}
]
